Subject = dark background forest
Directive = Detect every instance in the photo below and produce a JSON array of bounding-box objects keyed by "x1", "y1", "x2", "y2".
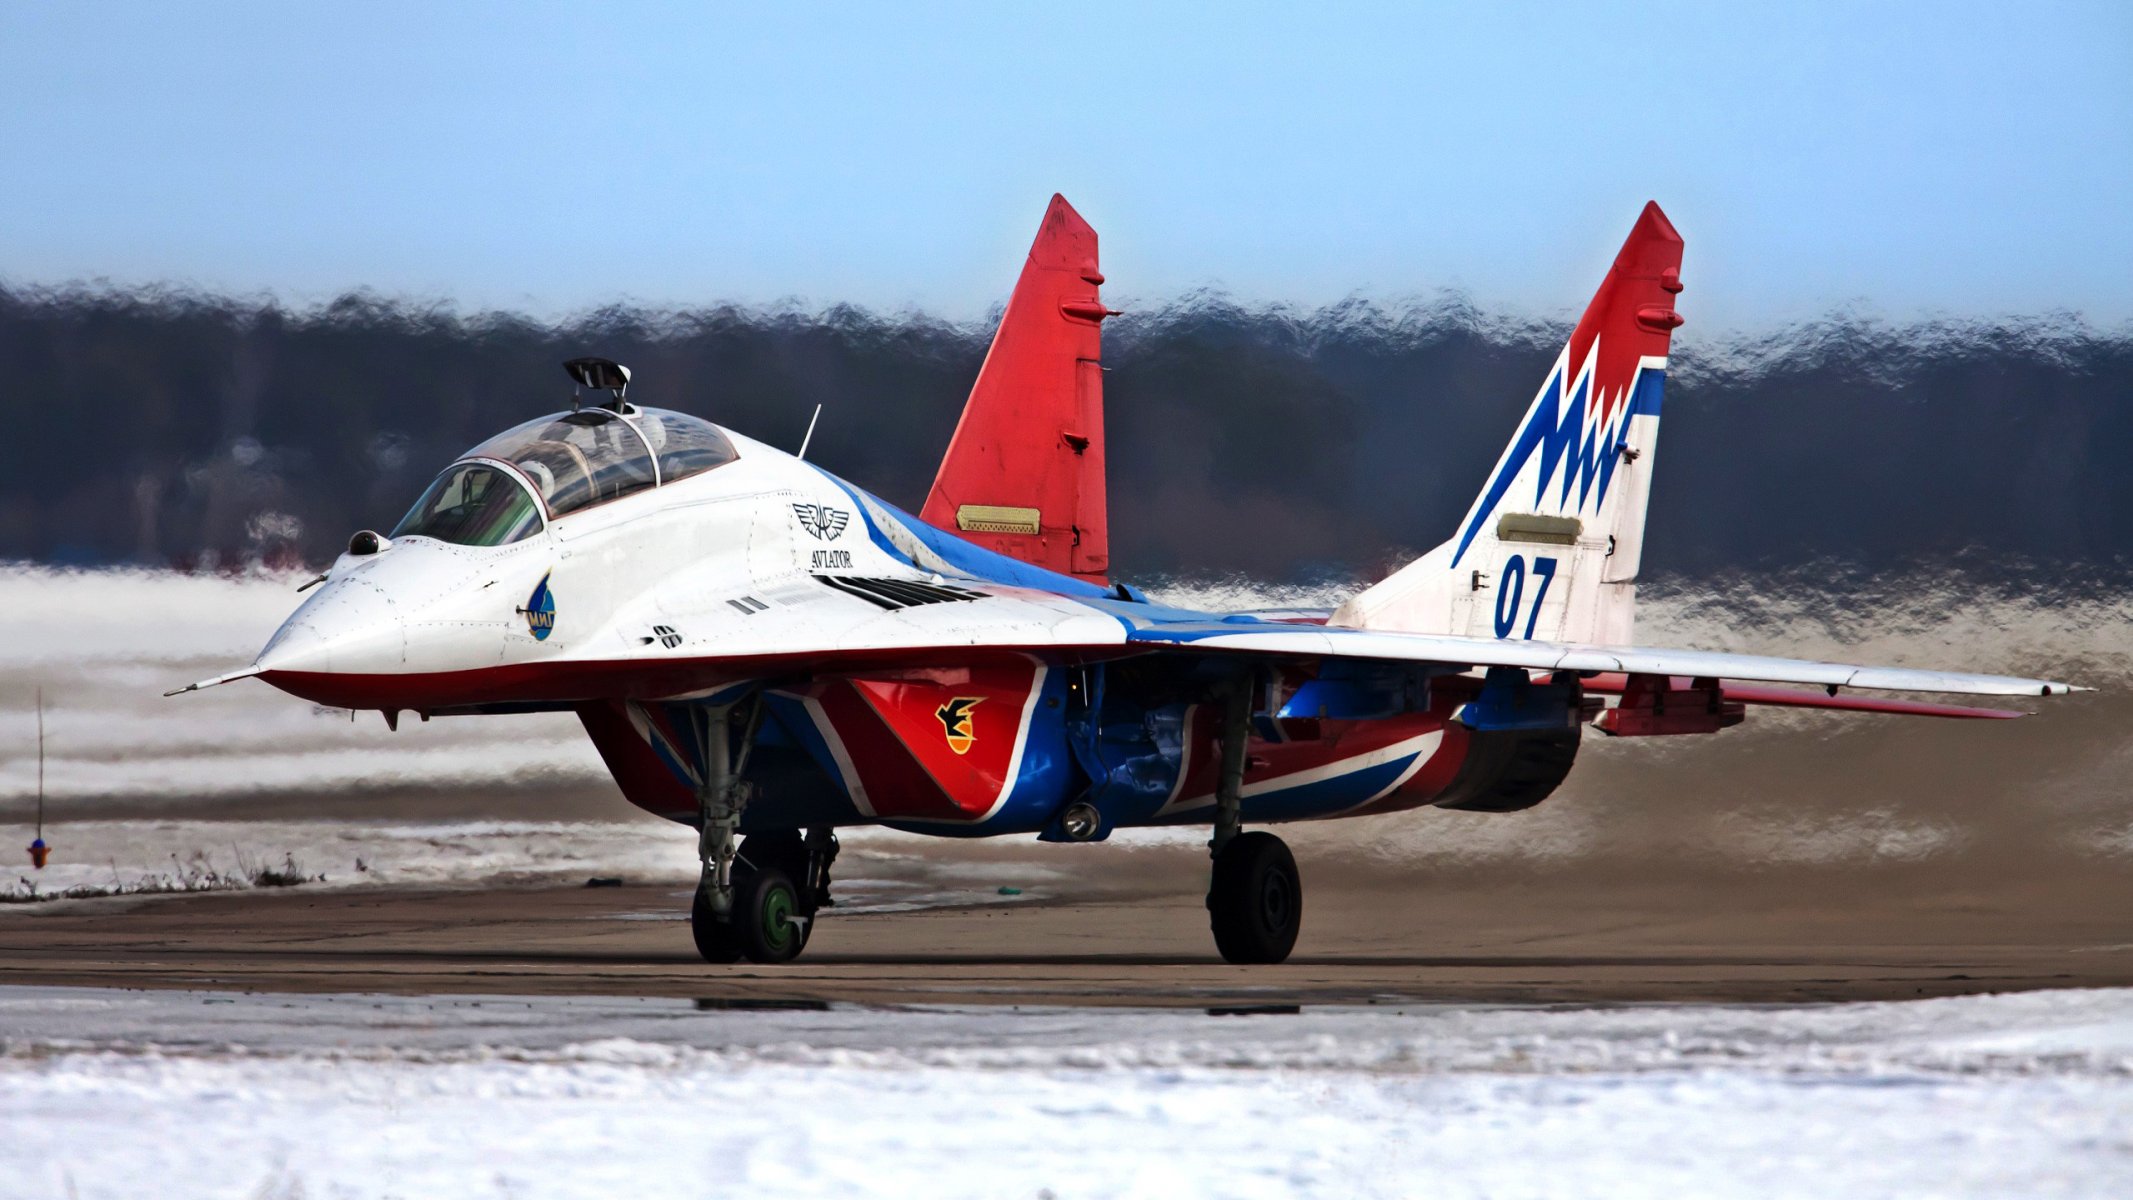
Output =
[{"x1": 4, "y1": 285, "x2": 2128, "y2": 588}]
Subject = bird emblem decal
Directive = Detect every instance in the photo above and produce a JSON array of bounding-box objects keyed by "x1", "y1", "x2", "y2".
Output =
[
  {"x1": 935, "y1": 696, "x2": 984, "y2": 755},
  {"x1": 792, "y1": 503, "x2": 851, "y2": 541}
]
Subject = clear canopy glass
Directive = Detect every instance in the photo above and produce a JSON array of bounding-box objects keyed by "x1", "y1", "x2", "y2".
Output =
[
  {"x1": 633, "y1": 407, "x2": 738, "y2": 485},
  {"x1": 390, "y1": 462, "x2": 543, "y2": 546},
  {"x1": 465, "y1": 409, "x2": 659, "y2": 517},
  {"x1": 394, "y1": 407, "x2": 737, "y2": 544}
]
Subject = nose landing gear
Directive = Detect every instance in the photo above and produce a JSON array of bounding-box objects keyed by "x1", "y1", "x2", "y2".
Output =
[
  {"x1": 685, "y1": 698, "x2": 837, "y2": 966},
  {"x1": 691, "y1": 828, "x2": 838, "y2": 965}
]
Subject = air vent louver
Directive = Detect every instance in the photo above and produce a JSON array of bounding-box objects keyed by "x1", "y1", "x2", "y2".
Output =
[{"x1": 813, "y1": 575, "x2": 986, "y2": 611}]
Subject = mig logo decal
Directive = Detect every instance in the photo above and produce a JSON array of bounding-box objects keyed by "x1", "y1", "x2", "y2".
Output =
[
  {"x1": 935, "y1": 696, "x2": 984, "y2": 755},
  {"x1": 518, "y1": 571, "x2": 557, "y2": 641}
]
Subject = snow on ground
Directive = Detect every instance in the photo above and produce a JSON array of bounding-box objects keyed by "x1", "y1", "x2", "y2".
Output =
[
  {"x1": 2, "y1": 986, "x2": 2129, "y2": 1199},
  {"x1": 0, "y1": 819, "x2": 1065, "y2": 913},
  {"x1": 1, "y1": 818, "x2": 688, "y2": 899}
]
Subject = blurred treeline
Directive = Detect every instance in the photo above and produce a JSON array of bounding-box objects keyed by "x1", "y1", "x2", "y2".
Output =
[{"x1": 4, "y1": 284, "x2": 2129, "y2": 584}]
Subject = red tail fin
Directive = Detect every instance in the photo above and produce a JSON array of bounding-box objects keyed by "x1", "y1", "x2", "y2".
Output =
[{"x1": 921, "y1": 194, "x2": 1112, "y2": 583}]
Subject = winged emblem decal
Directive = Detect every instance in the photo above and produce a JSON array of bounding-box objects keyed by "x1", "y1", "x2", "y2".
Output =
[{"x1": 792, "y1": 503, "x2": 851, "y2": 541}]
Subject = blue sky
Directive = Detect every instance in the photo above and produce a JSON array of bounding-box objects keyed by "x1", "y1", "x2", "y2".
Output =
[{"x1": 1, "y1": 2, "x2": 2127, "y2": 331}]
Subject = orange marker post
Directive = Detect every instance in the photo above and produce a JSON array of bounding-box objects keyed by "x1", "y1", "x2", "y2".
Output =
[{"x1": 28, "y1": 687, "x2": 47, "y2": 869}]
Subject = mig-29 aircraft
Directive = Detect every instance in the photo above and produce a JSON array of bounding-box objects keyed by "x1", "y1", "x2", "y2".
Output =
[{"x1": 170, "y1": 196, "x2": 2079, "y2": 965}]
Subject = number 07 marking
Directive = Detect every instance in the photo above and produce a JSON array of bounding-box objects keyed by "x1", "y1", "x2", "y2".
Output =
[{"x1": 1492, "y1": 554, "x2": 1559, "y2": 640}]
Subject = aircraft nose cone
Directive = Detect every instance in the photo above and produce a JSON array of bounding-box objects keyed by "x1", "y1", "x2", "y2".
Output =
[{"x1": 255, "y1": 575, "x2": 407, "y2": 676}]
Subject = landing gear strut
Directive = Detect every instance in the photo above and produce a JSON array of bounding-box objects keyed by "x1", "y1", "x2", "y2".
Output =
[
  {"x1": 1205, "y1": 680, "x2": 1302, "y2": 964},
  {"x1": 686, "y1": 700, "x2": 834, "y2": 965}
]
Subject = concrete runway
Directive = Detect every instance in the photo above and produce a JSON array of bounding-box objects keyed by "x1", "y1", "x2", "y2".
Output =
[{"x1": 6, "y1": 843, "x2": 2129, "y2": 1007}]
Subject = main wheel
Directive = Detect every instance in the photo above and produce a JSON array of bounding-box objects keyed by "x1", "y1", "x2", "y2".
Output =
[
  {"x1": 690, "y1": 878, "x2": 746, "y2": 963},
  {"x1": 737, "y1": 865, "x2": 812, "y2": 964},
  {"x1": 1207, "y1": 831, "x2": 1302, "y2": 964}
]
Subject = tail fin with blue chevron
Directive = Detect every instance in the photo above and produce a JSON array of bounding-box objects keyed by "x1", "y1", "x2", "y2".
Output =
[{"x1": 1331, "y1": 202, "x2": 1685, "y2": 645}]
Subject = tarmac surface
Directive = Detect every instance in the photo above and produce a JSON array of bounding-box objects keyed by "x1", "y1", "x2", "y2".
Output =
[{"x1": 5, "y1": 843, "x2": 2129, "y2": 1007}]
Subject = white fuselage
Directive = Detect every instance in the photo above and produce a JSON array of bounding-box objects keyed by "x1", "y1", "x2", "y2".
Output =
[{"x1": 252, "y1": 426, "x2": 1125, "y2": 704}]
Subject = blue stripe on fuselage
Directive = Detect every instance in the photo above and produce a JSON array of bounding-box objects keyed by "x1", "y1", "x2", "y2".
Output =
[{"x1": 807, "y1": 467, "x2": 1114, "y2": 599}]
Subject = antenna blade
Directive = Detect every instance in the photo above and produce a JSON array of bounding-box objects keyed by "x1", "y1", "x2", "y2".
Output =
[{"x1": 797, "y1": 403, "x2": 824, "y2": 460}]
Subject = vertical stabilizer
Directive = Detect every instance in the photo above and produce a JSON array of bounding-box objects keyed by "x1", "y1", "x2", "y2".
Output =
[
  {"x1": 1331, "y1": 202, "x2": 1684, "y2": 645},
  {"x1": 921, "y1": 194, "x2": 1113, "y2": 583}
]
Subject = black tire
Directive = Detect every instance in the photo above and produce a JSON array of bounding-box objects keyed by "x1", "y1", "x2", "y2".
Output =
[
  {"x1": 737, "y1": 865, "x2": 812, "y2": 964},
  {"x1": 690, "y1": 878, "x2": 746, "y2": 964},
  {"x1": 1207, "y1": 831, "x2": 1302, "y2": 964}
]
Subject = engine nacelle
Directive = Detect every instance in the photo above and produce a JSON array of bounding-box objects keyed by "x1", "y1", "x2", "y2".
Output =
[{"x1": 1431, "y1": 724, "x2": 1581, "y2": 813}]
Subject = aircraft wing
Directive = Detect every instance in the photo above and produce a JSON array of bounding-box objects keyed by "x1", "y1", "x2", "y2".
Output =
[{"x1": 1119, "y1": 622, "x2": 2079, "y2": 697}]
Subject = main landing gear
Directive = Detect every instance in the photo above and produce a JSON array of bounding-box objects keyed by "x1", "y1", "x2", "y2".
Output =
[
  {"x1": 686, "y1": 699, "x2": 839, "y2": 965},
  {"x1": 1204, "y1": 680, "x2": 1302, "y2": 964}
]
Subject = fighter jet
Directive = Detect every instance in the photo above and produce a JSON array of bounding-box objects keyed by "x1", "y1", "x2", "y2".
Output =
[{"x1": 170, "y1": 196, "x2": 2080, "y2": 964}]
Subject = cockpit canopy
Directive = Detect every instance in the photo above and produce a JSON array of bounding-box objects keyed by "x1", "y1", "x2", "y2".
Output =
[{"x1": 390, "y1": 407, "x2": 736, "y2": 546}]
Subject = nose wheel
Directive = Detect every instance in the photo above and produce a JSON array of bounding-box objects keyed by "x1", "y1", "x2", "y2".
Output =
[
  {"x1": 690, "y1": 829, "x2": 834, "y2": 965},
  {"x1": 690, "y1": 878, "x2": 746, "y2": 963}
]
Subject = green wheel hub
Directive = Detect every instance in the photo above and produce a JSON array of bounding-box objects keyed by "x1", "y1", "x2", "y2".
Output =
[{"x1": 759, "y1": 880, "x2": 799, "y2": 953}]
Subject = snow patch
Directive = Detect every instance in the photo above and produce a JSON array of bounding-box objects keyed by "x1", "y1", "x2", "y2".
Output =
[{"x1": 2, "y1": 987, "x2": 2130, "y2": 1199}]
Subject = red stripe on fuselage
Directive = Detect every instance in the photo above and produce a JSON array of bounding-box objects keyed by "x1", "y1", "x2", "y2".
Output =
[
  {"x1": 577, "y1": 700, "x2": 696, "y2": 820},
  {"x1": 1337, "y1": 718, "x2": 1474, "y2": 817},
  {"x1": 842, "y1": 661, "x2": 1043, "y2": 821},
  {"x1": 796, "y1": 680, "x2": 972, "y2": 820},
  {"x1": 1167, "y1": 700, "x2": 1462, "y2": 816}
]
